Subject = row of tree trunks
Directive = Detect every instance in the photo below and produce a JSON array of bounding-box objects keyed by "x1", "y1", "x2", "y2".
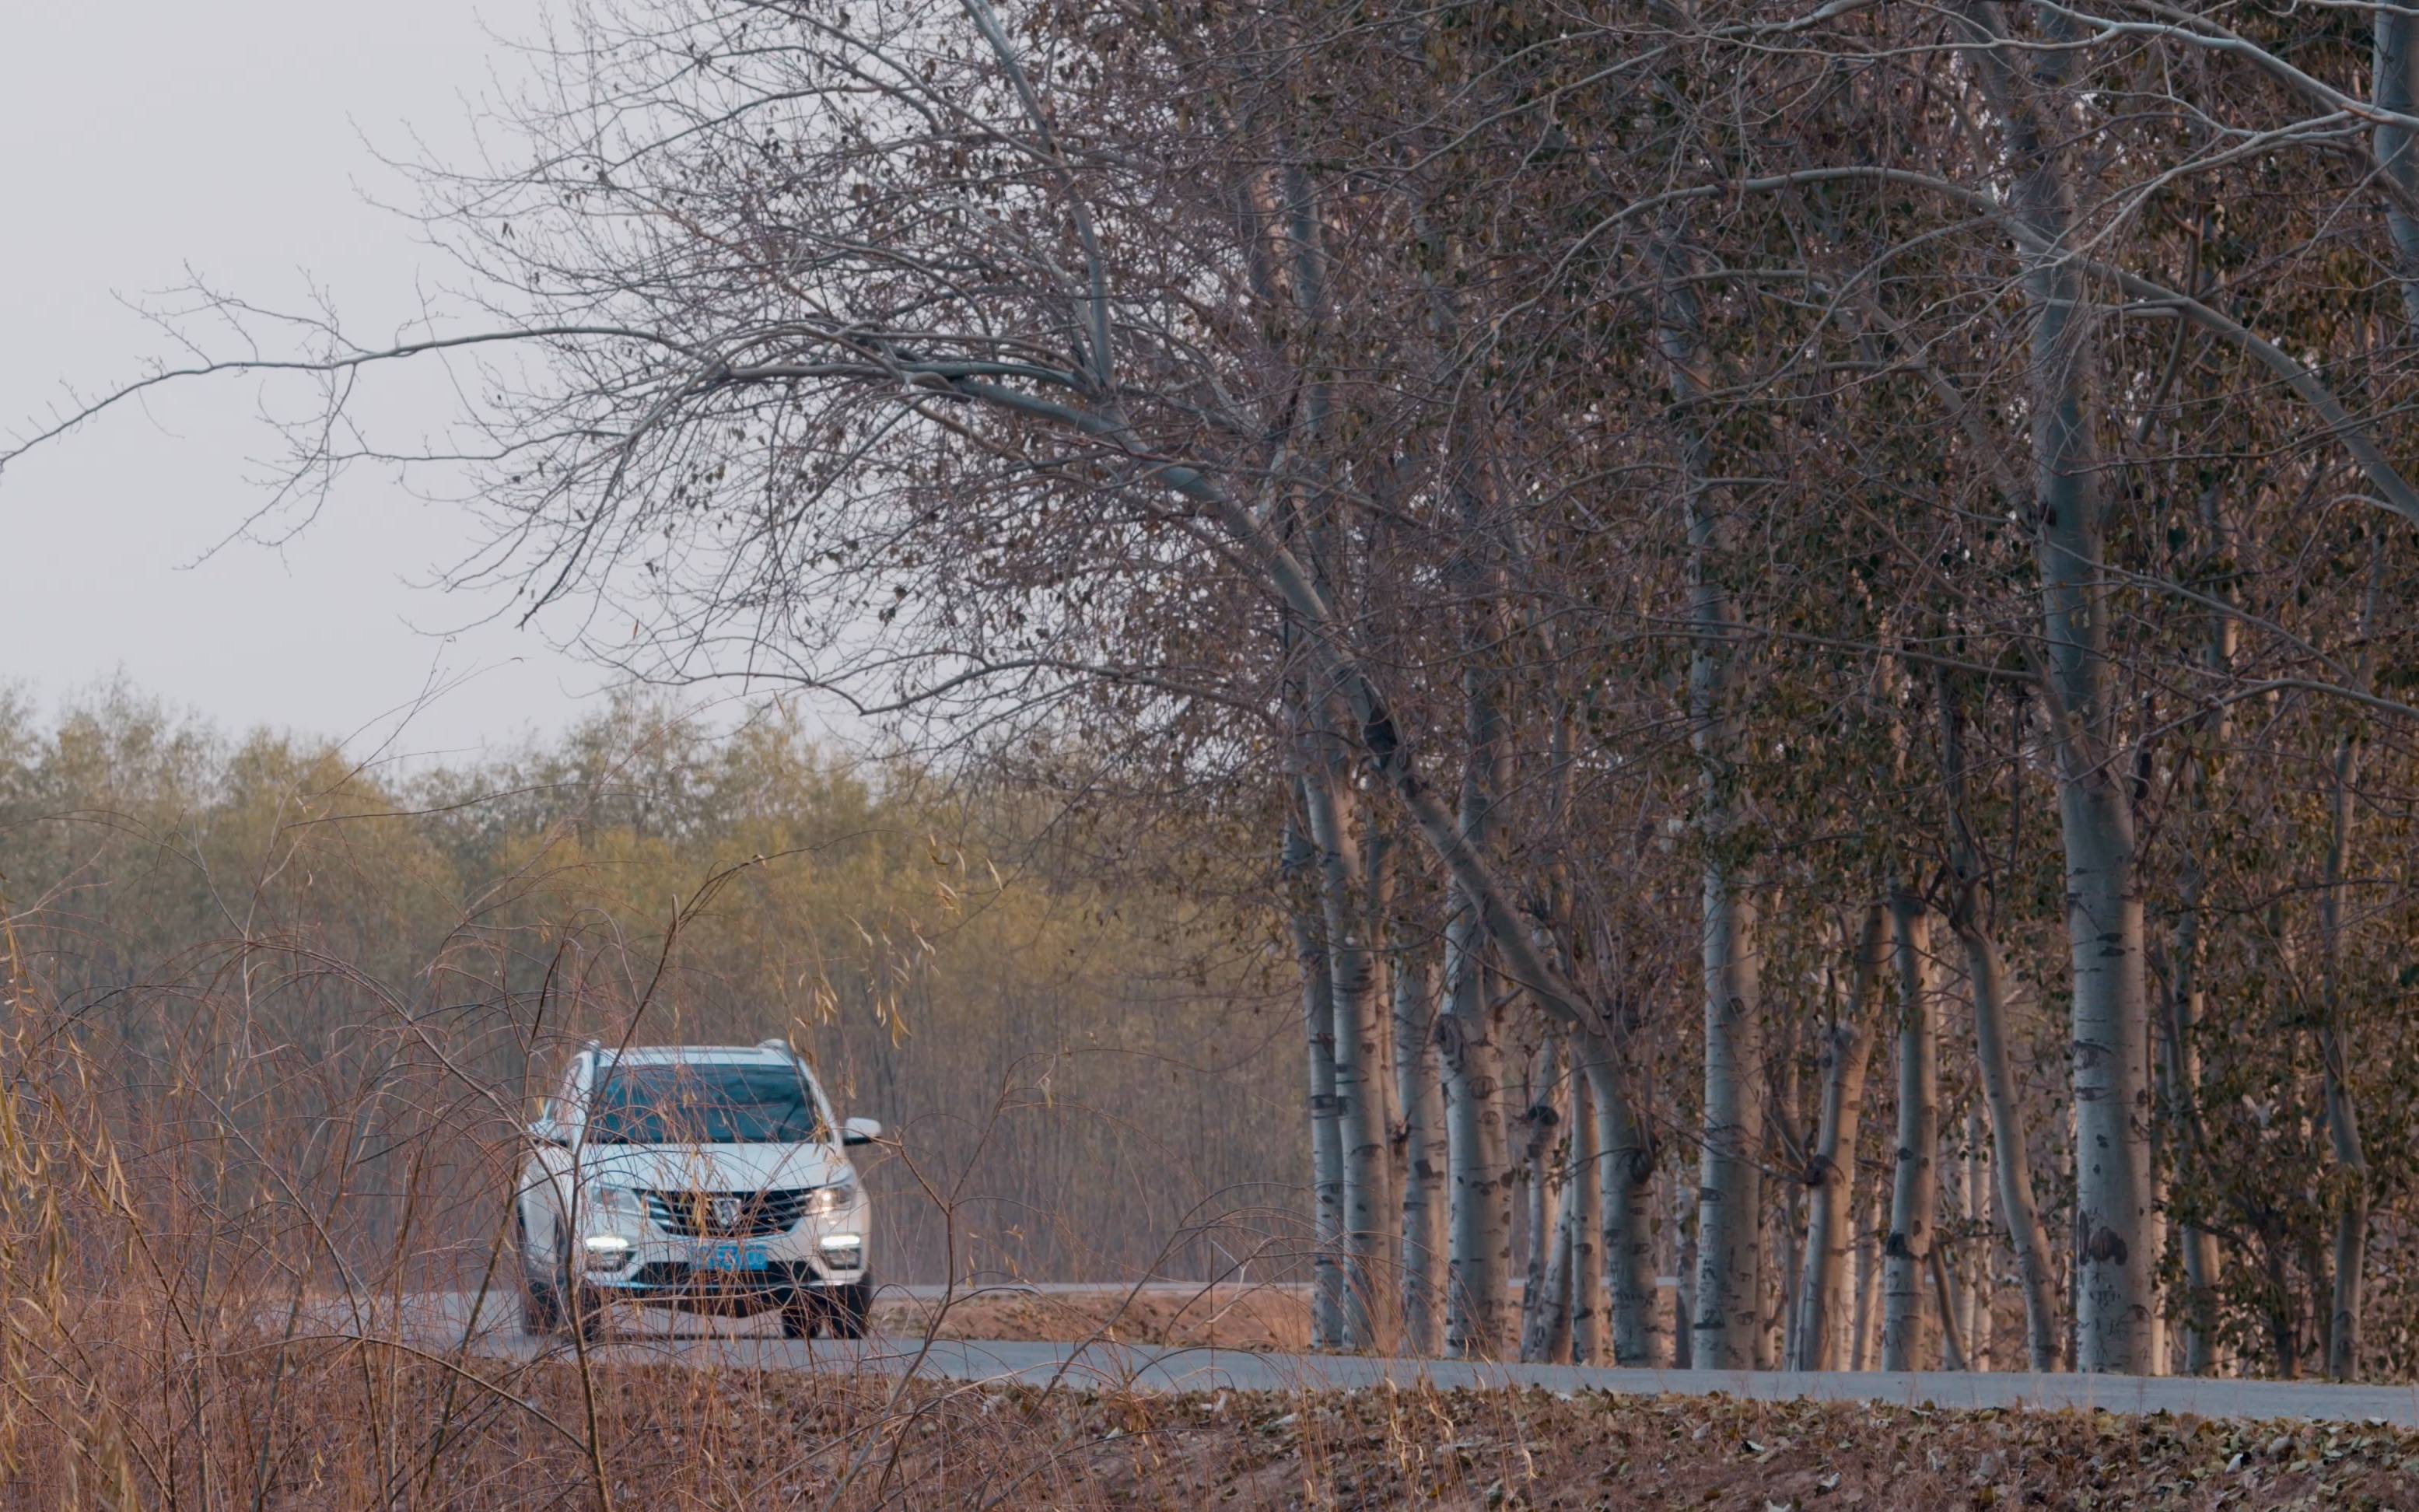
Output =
[{"x1": 1326, "y1": 842, "x2": 2107, "y2": 1370}]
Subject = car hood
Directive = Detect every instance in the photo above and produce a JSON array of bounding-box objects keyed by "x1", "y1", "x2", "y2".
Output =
[{"x1": 573, "y1": 1142, "x2": 850, "y2": 1193}]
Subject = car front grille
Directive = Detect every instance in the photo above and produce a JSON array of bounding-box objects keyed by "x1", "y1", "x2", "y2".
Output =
[
  {"x1": 639, "y1": 1188, "x2": 815, "y2": 1237},
  {"x1": 628, "y1": 1259, "x2": 805, "y2": 1288}
]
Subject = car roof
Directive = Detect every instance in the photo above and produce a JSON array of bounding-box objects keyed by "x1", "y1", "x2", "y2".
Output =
[{"x1": 600, "y1": 1045, "x2": 796, "y2": 1065}]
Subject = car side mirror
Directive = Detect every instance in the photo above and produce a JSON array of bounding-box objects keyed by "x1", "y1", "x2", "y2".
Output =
[
  {"x1": 530, "y1": 1118, "x2": 569, "y2": 1148},
  {"x1": 841, "y1": 1116, "x2": 881, "y2": 1146}
]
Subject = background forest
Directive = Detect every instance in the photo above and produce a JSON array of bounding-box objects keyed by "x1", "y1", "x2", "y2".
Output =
[{"x1": 0, "y1": 685, "x2": 1302, "y2": 1287}]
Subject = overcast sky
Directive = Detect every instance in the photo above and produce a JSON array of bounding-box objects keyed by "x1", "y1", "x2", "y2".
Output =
[{"x1": 0, "y1": 1, "x2": 664, "y2": 762}]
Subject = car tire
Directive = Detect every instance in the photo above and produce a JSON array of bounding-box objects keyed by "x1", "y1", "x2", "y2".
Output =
[
  {"x1": 567, "y1": 1275, "x2": 609, "y2": 1343},
  {"x1": 779, "y1": 1293, "x2": 821, "y2": 1339},
  {"x1": 515, "y1": 1209, "x2": 565, "y2": 1335},
  {"x1": 824, "y1": 1279, "x2": 871, "y2": 1339},
  {"x1": 520, "y1": 1277, "x2": 564, "y2": 1335}
]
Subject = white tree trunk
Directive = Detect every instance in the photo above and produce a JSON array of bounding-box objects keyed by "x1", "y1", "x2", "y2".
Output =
[
  {"x1": 1568, "y1": 1070, "x2": 1600, "y2": 1364},
  {"x1": 1654, "y1": 239, "x2": 1765, "y2": 1373},
  {"x1": 1287, "y1": 826, "x2": 1345, "y2": 1348},
  {"x1": 1395, "y1": 951, "x2": 1448, "y2": 1356},
  {"x1": 1441, "y1": 892, "x2": 1511, "y2": 1358},
  {"x1": 1955, "y1": 1, "x2": 2155, "y2": 1372},
  {"x1": 1787, "y1": 903, "x2": 1885, "y2": 1370},
  {"x1": 1301, "y1": 758, "x2": 1390, "y2": 1350},
  {"x1": 1965, "y1": 1108, "x2": 1994, "y2": 1372},
  {"x1": 1881, "y1": 885, "x2": 1940, "y2": 1372},
  {"x1": 2375, "y1": 0, "x2": 2419, "y2": 326},
  {"x1": 1518, "y1": 1033, "x2": 1565, "y2": 1363},
  {"x1": 1528, "y1": 1069, "x2": 1581, "y2": 1365},
  {"x1": 1691, "y1": 873, "x2": 1764, "y2": 1370},
  {"x1": 1582, "y1": 1052, "x2": 1663, "y2": 1365},
  {"x1": 1945, "y1": 1122, "x2": 1973, "y2": 1367},
  {"x1": 1436, "y1": 647, "x2": 1514, "y2": 1360},
  {"x1": 1939, "y1": 681, "x2": 2064, "y2": 1373},
  {"x1": 1956, "y1": 912, "x2": 2062, "y2": 1372}
]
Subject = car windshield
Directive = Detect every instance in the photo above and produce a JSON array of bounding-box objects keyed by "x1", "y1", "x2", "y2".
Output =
[{"x1": 586, "y1": 1062, "x2": 827, "y2": 1145}]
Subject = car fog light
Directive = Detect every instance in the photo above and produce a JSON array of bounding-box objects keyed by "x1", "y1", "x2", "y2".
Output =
[
  {"x1": 817, "y1": 1233, "x2": 863, "y2": 1251},
  {"x1": 583, "y1": 1234, "x2": 632, "y2": 1272}
]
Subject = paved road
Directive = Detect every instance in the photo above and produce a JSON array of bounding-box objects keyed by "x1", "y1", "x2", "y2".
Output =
[{"x1": 395, "y1": 1290, "x2": 2419, "y2": 1429}]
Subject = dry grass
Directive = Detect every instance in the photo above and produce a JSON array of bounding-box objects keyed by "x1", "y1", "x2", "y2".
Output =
[{"x1": 875, "y1": 1283, "x2": 1311, "y2": 1351}]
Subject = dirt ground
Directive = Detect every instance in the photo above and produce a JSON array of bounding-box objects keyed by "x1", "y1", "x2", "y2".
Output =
[
  {"x1": 845, "y1": 1291, "x2": 2419, "y2": 1506},
  {"x1": 107, "y1": 1324, "x2": 2419, "y2": 1508},
  {"x1": 873, "y1": 1282, "x2": 1311, "y2": 1349},
  {"x1": 1059, "y1": 1384, "x2": 2419, "y2": 1510}
]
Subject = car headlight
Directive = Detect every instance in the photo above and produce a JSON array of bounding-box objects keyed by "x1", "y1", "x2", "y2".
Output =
[
  {"x1": 583, "y1": 1185, "x2": 645, "y2": 1232},
  {"x1": 578, "y1": 1186, "x2": 642, "y2": 1270},
  {"x1": 806, "y1": 1173, "x2": 857, "y2": 1216}
]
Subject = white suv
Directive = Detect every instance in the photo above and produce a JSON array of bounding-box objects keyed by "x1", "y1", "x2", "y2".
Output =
[{"x1": 516, "y1": 1040, "x2": 878, "y2": 1339}]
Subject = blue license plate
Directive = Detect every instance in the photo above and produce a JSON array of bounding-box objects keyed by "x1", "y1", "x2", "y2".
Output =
[{"x1": 697, "y1": 1243, "x2": 769, "y2": 1271}]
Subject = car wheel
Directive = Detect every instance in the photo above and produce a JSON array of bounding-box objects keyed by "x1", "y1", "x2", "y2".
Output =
[
  {"x1": 520, "y1": 1277, "x2": 563, "y2": 1335},
  {"x1": 779, "y1": 1293, "x2": 821, "y2": 1339},
  {"x1": 566, "y1": 1273, "x2": 609, "y2": 1343},
  {"x1": 516, "y1": 1211, "x2": 563, "y2": 1334},
  {"x1": 824, "y1": 1279, "x2": 871, "y2": 1340}
]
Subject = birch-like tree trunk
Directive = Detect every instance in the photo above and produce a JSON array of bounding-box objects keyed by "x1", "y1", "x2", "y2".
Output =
[
  {"x1": 1435, "y1": 659, "x2": 1514, "y2": 1358},
  {"x1": 1287, "y1": 814, "x2": 1345, "y2": 1348},
  {"x1": 1301, "y1": 754, "x2": 1390, "y2": 1350},
  {"x1": 1395, "y1": 950, "x2": 1448, "y2": 1356},
  {"x1": 1881, "y1": 884, "x2": 1940, "y2": 1371},
  {"x1": 1965, "y1": 1108, "x2": 1995, "y2": 1371},
  {"x1": 1365, "y1": 832, "x2": 1403, "y2": 1298},
  {"x1": 1787, "y1": 903, "x2": 1885, "y2": 1370},
  {"x1": 1945, "y1": 1125, "x2": 1973, "y2": 1365},
  {"x1": 1583, "y1": 1051, "x2": 1662, "y2": 1365},
  {"x1": 1439, "y1": 895, "x2": 1511, "y2": 1358},
  {"x1": 2376, "y1": 0, "x2": 2419, "y2": 325},
  {"x1": 1851, "y1": 1185, "x2": 1881, "y2": 1371},
  {"x1": 1940, "y1": 681, "x2": 2063, "y2": 1371},
  {"x1": 1692, "y1": 872, "x2": 1765, "y2": 1370},
  {"x1": 1654, "y1": 240, "x2": 1765, "y2": 1373},
  {"x1": 1528, "y1": 1059, "x2": 1580, "y2": 1363},
  {"x1": 1955, "y1": 2, "x2": 2154, "y2": 1372},
  {"x1": 1518, "y1": 1033, "x2": 1563, "y2": 1362},
  {"x1": 1769, "y1": 1034, "x2": 1802, "y2": 1371},
  {"x1": 1568, "y1": 1070, "x2": 1600, "y2": 1364},
  {"x1": 1964, "y1": 914, "x2": 2060, "y2": 1374},
  {"x1": 2323, "y1": 738, "x2": 2370, "y2": 1381}
]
